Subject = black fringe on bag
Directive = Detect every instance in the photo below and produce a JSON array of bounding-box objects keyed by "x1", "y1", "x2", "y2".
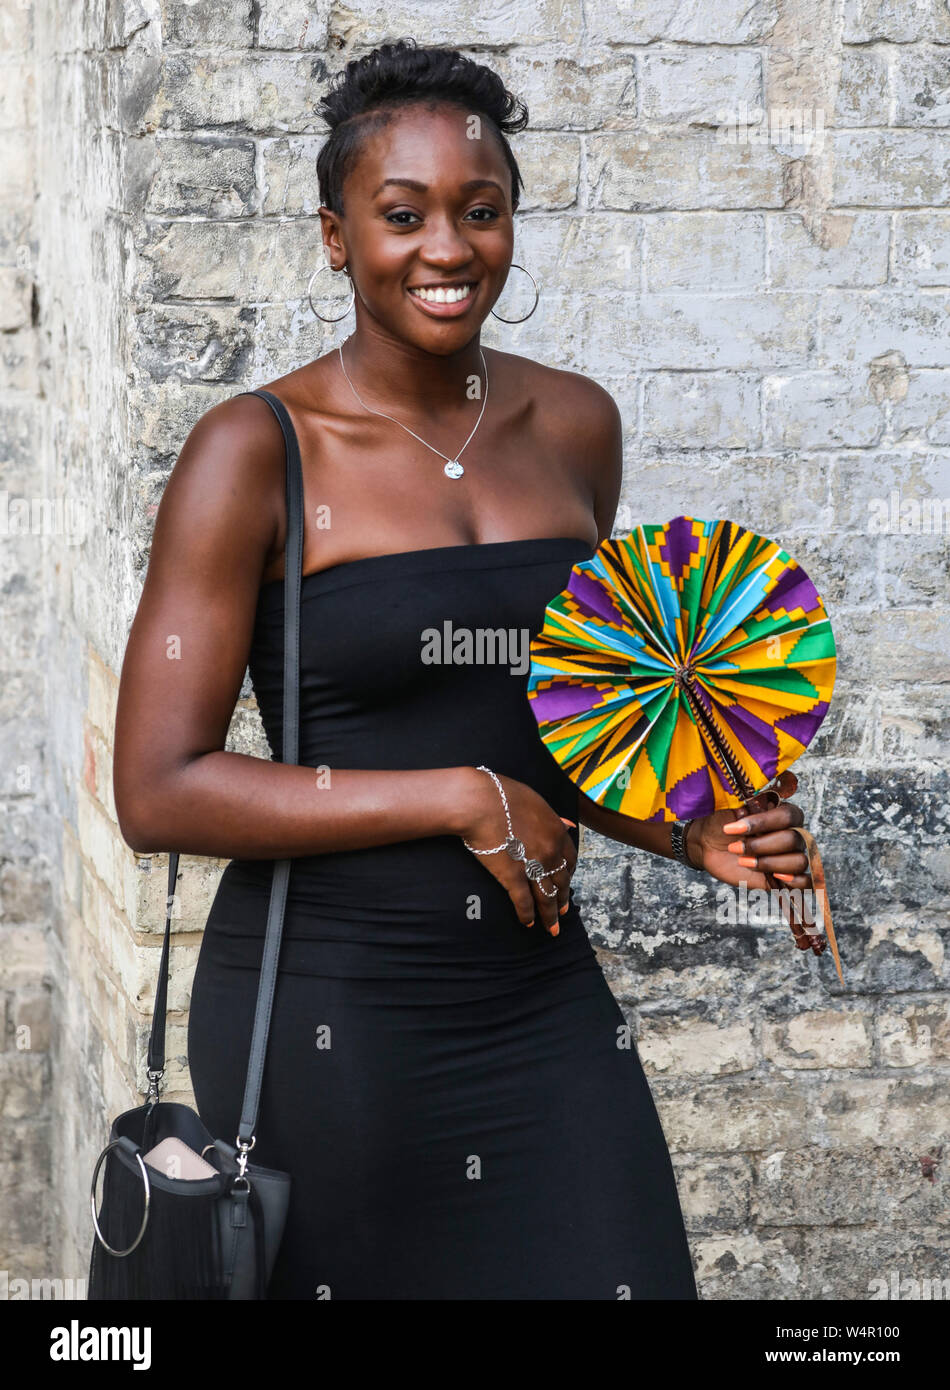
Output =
[{"x1": 88, "y1": 1148, "x2": 229, "y2": 1300}]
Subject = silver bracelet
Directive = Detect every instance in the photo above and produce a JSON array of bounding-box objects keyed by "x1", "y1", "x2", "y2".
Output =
[
  {"x1": 671, "y1": 818, "x2": 699, "y2": 869},
  {"x1": 461, "y1": 765, "x2": 566, "y2": 896}
]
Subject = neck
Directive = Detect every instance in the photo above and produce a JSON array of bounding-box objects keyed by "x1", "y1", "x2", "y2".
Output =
[{"x1": 338, "y1": 324, "x2": 486, "y2": 418}]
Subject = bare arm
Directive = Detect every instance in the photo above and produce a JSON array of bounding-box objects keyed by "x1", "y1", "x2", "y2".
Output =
[
  {"x1": 112, "y1": 394, "x2": 478, "y2": 859},
  {"x1": 577, "y1": 793, "x2": 703, "y2": 866}
]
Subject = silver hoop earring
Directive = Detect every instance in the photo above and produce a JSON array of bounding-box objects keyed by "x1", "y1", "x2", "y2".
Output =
[
  {"x1": 490, "y1": 263, "x2": 540, "y2": 323},
  {"x1": 307, "y1": 261, "x2": 355, "y2": 322}
]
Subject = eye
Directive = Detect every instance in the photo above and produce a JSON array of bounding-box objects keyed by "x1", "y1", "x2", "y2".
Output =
[{"x1": 383, "y1": 205, "x2": 503, "y2": 227}]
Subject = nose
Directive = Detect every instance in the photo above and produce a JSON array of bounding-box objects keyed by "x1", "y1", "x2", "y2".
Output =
[{"x1": 416, "y1": 214, "x2": 476, "y2": 270}]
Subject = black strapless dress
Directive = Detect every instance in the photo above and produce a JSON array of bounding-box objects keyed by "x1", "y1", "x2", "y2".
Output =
[{"x1": 187, "y1": 534, "x2": 697, "y2": 1300}]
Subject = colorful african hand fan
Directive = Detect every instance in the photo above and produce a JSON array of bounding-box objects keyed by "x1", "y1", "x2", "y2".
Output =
[{"x1": 527, "y1": 516, "x2": 842, "y2": 981}]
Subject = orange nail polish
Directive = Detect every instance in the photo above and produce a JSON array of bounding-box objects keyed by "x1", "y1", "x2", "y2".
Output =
[
  {"x1": 723, "y1": 819, "x2": 750, "y2": 833},
  {"x1": 549, "y1": 923, "x2": 559, "y2": 937},
  {"x1": 727, "y1": 841, "x2": 744, "y2": 854},
  {"x1": 738, "y1": 856, "x2": 757, "y2": 868},
  {"x1": 559, "y1": 902, "x2": 569, "y2": 914}
]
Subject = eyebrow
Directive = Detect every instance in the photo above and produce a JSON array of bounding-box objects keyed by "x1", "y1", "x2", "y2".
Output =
[{"x1": 371, "y1": 177, "x2": 507, "y2": 198}]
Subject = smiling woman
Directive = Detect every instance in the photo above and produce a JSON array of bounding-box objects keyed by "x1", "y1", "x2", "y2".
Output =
[{"x1": 111, "y1": 36, "x2": 701, "y2": 1300}]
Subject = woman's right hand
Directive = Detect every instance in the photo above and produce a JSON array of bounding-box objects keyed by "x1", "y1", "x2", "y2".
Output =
[{"x1": 458, "y1": 768, "x2": 578, "y2": 935}]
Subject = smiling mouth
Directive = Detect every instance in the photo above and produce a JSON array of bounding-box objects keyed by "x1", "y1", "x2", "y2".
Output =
[{"x1": 407, "y1": 283, "x2": 477, "y2": 306}]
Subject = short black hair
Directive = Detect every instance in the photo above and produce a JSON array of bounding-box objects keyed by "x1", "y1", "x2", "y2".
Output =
[{"x1": 316, "y1": 37, "x2": 529, "y2": 217}]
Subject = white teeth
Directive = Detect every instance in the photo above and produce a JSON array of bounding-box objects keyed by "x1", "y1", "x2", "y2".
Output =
[{"x1": 409, "y1": 284, "x2": 473, "y2": 304}]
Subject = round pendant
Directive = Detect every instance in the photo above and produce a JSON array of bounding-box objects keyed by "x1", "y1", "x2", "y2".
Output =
[{"x1": 444, "y1": 459, "x2": 464, "y2": 479}]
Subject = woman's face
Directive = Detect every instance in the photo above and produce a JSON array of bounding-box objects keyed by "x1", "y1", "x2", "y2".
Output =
[{"x1": 320, "y1": 102, "x2": 516, "y2": 354}]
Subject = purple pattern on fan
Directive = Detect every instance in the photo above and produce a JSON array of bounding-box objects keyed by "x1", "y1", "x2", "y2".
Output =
[
  {"x1": 716, "y1": 698, "x2": 781, "y2": 782},
  {"x1": 568, "y1": 567, "x2": 626, "y2": 626},
  {"x1": 657, "y1": 515, "x2": 700, "y2": 583},
  {"x1": 667, "y1": 765, "x2": 716, "y2": 819},
  {"x1": 763, "y1": 564, "x2": 819, "y2": 617},
  {"x1": 530, "y1": 682, "x2": 602, "y2": 723},
  {"x1": 776, "y1": 702, "x2": 830, "y2": 748}
]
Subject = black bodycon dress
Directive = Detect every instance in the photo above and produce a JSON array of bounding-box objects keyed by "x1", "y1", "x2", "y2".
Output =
[{"x1": 187, "y1": 521, "x2": 698, "y2": 1300}]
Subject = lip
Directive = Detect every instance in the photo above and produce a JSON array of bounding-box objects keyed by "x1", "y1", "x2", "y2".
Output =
[{"x1": 406, "y1": 282, "x2": 478, "y2": 317}]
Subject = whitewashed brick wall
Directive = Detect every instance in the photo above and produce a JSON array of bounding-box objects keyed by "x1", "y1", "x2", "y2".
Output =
[{"x1": 2, "y1": 0, "x2": 947, "y2": 1297}]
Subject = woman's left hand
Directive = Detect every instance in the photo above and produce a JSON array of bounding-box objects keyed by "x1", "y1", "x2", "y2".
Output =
[{"x1": 685, "y1": 772, "x2": 813, "y2": 892}]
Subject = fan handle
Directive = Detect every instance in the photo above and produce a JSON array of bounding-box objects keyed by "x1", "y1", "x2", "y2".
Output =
[
  {"x1": 676, "y1": 674, "x2": 832, "y2": 963},
  {"x1": 744, "y1": 784, "x2": 827, "y2": 957}
]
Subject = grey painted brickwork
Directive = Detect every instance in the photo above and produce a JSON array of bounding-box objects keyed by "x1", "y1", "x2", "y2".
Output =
[{"x1": 1, "y1": 0, "x2": 948, "y2": 1297}]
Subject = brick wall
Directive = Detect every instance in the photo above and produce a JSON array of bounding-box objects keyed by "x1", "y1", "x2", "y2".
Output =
[
  {"x1": 1, "y1": 0, "x2": 52, "y2": 1287},
  {"x1": 2, "y1": 1, "x2": 947, "y2": 1297}
]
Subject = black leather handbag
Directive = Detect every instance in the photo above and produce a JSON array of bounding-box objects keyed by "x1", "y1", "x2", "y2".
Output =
[{"x1": 87, "y1": 389, "x2": 304, "y2": 1299}]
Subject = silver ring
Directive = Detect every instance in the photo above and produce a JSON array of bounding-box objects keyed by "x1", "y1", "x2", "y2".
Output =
[
  {"x1": 525, "y1": 855, "x2": 567, "y2": 885},
  {"x1": 90, "y1": 1141, "x2": 150, "y2": 1257}
]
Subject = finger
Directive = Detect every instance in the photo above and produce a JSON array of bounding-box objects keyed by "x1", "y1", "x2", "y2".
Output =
[
  {"x1": 758, "y1": 854, "x2": 811, "y2": 879},
  {"x1": 548, "y1": 879, "x2": 572, "y2": 926},
  {"x1": 771, "y1": 872, "x2": 812, "y2": 889},
  {"x1": 530, "y1": 875, "x2": 562, "y2": 934},
  {"x1": 728, "y1": 830, "x2": 809, "y2": 857},
  {"x1": 750, "y1": 802, "x2": 806, "y2": 832},
  {"x1": 537, "y1": 863, "x2": 571, "y2": 918},
  {"x1": 557, "y1": 847, "x2": 577, "y2": 916},
  {"x1": 733, "y1": 850, "x2": 810, "y2": 876},
  {"x1": 555, "y1": 863, "x2": 574, "y2": 916},
  {"x1": 549, "y1": 860, "x2": 574, "y2": 924},
  {"x1": 722, "y1": 801, "x2": 805, "y2": 837},
  {"x1": 557, "y1": 831, "x2": 578, "y2": 881},
  {"x1": 509, "y1": 878, "x2": 537, "y2": 929},
  {"x1": 532, "y1": 831, "x2": 577, "y2": 932}
]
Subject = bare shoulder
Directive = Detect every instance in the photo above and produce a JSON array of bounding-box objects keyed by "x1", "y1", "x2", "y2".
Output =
[
  {"x1": 495, "y1": 350, "x2": 623, "y2": 541},
  {"x1": 150, "y1": 389, "x2": 291, "y2": 590},
  {"x1": 544, "y1": 360, "x2": 620, "y2": 440},
  {"x1": 170, "y1": 390, "x2": 287, "y2": 497}
]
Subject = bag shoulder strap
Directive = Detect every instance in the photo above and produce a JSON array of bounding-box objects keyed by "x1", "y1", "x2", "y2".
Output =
[{"x1": 146, "y1": 387, "x2": 303, "y2": 1151}]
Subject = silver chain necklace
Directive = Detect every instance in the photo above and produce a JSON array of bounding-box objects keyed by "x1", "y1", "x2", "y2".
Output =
[{"x1": 336, "y1": 340, "x2": 489, "y2": 480}]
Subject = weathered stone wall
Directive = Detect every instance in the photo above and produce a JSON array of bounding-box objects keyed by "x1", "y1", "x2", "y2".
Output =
[
  {"x1": 1, "y1": 0, "x2": 53, "y2": 1289},
  {"x1": 2, "y1": 1, "x2": 947, "y2": 1297}
]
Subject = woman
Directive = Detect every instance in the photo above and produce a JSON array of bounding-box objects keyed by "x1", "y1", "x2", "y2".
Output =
[{"x1": 113, "y1": 39, "x2": 817, "y2": 1299}]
